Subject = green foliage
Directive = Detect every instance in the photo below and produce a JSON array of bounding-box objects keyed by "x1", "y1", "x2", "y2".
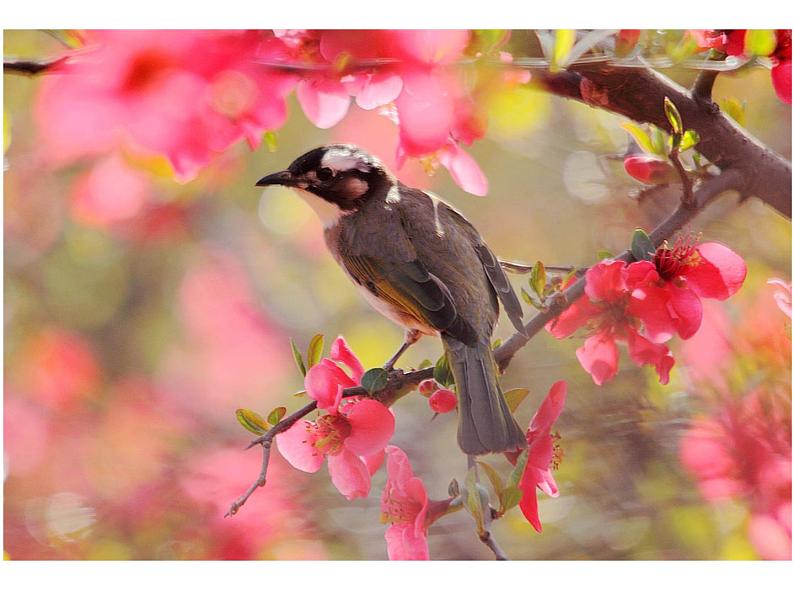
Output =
[
  {"x1": 235, "y1": 408, "x2": 269, "y2": 435},
  {"x1": 631, "y1": 228, "x2": 655, "y2": 262},
  {"x1": 290, "y1": 338, "x2": 307, "y2": 377},
  {"x1": 504, "y1": 388, "x2": 530, "y2": 413},
  {"x1": 434, "y1": 353, "x2": 454, "y2": 387},
  {"x1": 664, "y1": 97, "x2": 683, "y2": 136},
  {"x1": 360, "y1": 367, "x2": 389, "y2": 394},
  {"x1": 267, "y1": 406, "x2": 287, "y2": 426},
  {"x1": 306, "y1": 333, "x2": 325, "y2": 368}
]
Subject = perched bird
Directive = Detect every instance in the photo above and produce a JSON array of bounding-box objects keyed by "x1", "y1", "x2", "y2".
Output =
[{"x1": 257, "y1": 144, "x2": 526, "y2": 455}]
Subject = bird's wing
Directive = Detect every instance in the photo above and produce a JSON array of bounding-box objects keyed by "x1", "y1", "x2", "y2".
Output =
[
  {"x1": 438, "y1": 204, "x2": 525, "y2": 334},
  {"x1": 340, "y1": 253, "x2": 478, "y2": 345}
]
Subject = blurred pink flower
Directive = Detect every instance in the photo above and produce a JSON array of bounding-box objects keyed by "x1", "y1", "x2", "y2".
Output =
[
  {"x1": 381, "y1": 445, "x2": 430, "y2": 560},
  {"x1": 35, "y1": 30, "x2": 296, "y2": 180},
  {"x1": 771, "y1": 30, "x2": 791, "y2": 105},
  {"x1": 428, "y1": 388, "x2": 457, "y2": 414},
  {"x1": 70, "y1": 153, "x2": 149, "y2": 228},
  {"x1": 768, "y1": 278, "x2": 792, "y2": 319},
  {"x1": 277, "y1": 398, "x2": 394, "y2": 500},
  {"x1": 630, "y1": 240, "x2": 747, "y2": 342},
  {"x1": 4, "y1": 396, "x2": 50, "y2": 476},
  {"x1": 547, "y1": 260, "x2": 674, "y2": 386},
  {"x1": 509, "y1": 381, "x2": 567, "y2": 532},
  {"x1": 680, "y1": 391, "x2": 791, "y2": 559},
  {"x1": 14, "y1": 328, "x2": 101, "y2": 409}
]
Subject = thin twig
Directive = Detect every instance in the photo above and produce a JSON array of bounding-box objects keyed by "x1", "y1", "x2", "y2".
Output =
[
  {"x1": 481, "y1": 529, "x2": 509, "y2": 561},
  {"x1": 669, "y1": 146, "x2": 694, "y2": 207},
  {"x1": 4, "y1": 57, "x2": 65, "y2": 75}
]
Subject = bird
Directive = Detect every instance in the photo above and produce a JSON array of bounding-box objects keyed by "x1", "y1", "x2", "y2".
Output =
[{"x1": 256, "y1": 144, "x2": 526, "y2": 455}]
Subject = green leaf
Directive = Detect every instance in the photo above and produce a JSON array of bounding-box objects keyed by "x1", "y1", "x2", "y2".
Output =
[
  {"x1": 520, "y1": 287, "x2": 533, "y2": 305},
  {"x1": 530, "y1": 261, "x2": 547, "y2": 299},
  {"x1": 434, "y1": 353, "x2": 455, "y2": 387},
  {"x1": 236, "y1": 408, "x2": 269, "y2": 435},
  {"x1": 360, "y1": 367, "x2": 389, "y2": 394},
  {"x1": 744, "y1": 30, "x2": 777, "y2": 56},
  {"x1": 477, "y1": 461, "x2": 505, "y2": 496},
  {"x1": 491, "y1": 338, "x2": 502, "y2": 350},
  {"x1": 551, "y1": 29, "x2": 576, "y2": 72},
  {"x1": 306, "y1": 333, "x2": 325, "y2": 368},
  {"x1": 621, "y1": 122, "x2": 655, "y2": 155},
  {"x1": 679, "y1": 129, "x2": 700, "y2": 152},
  {"x1": 290, "y1": 338, "x2": 306, "y2": 377},
  {"x1": 463, "y1": 468, "x2": 487, "y2": 535},
  {"x1": 663, "y1": 97, "x2": 683, "y2": 135},
  {"x1": 720, "y1": 97, "x2": 746, "y2": 127},
  {"x1": 509, "y1": 449, "x2": 529, "y2": 487},
  {"x1": 649, "y1": 125, "x2": 667, "y2": 155},
  {"x1": 263, "y1": 131, "x2": 278, "y2": 152},
  {"x1": 499, "y1": 485, "x2": 523, "y2": 512},
  {"x1": 596, "y1": 249, "x2": 614, "y2": 261},
  {"x1": 504, "y1": 388, "x2": 530, "y2": 413},
  {"x1": 631, "y1": 228, "x2": 655, "y2": 262},
  {"x1": 267, "y1": 406, "x2": 287, "y2": 426},
  {"x1": 417, "y1": 359, "x2": 433, "y2": 370}
]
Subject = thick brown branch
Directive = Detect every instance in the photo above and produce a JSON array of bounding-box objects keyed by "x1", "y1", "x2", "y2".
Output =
[{"x1": 537, "y1": 66, "x2": 790, "y2": 218}]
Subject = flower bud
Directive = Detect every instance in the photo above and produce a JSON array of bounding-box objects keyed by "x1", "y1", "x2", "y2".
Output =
[
  {"x1": 418, "y1": 379, "x2": 439, "y2": 397},
  {"x1": 429, "y1": 389, "x2": 458, "y2": 413},
  {"x1": 623, "y1": 154, "x2": 677, "y2": 185}
]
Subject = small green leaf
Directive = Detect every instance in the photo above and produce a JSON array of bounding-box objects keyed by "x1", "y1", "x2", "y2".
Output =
[
  {"x1": 463, "y1": 468, "x2": 487, "y2": 535},
  {"x1": 649, "y1": 125, "x2": 667, "y2": 155},
  {"x1": 361, "y1": 367, "x2": 389, "y2": 394},
  {"x1": 236, "y1": 408, "x2": 269, "y2": 435},
  {"x1": 679, "y1": 129, "x2": 700, "y2": 152},
  {"x1": 530, "y1": 261, "x2": 547, "y2": 299},
  {"x1": 551, "y1": 29, "x2": 577, "y2": 72},
  {"x1": 520, "y1": 287, "x2": 533, "y2": 305},
  {"x1": 267, "y1": 406, "x2": 287, "y2": 426},
  {"x1": 491, "y1": 338, "x2": 502, "y2": 350},
  {"x1": 621, "y1": 122, "x2": 655, "y2": 155},
  {"x1": 499, "y1": 485, "x2": 523, "y2": 512},
  {"x1": 744, "y1": 30, "x2": 777, "y2": 57},
  {"x1": 504, "y1": 388, "x2": 530, "y2": 413},
  {"x1": 477, "y1": 461, "x2": 505, "y2": 496},
  {"x1": 434, "y1": 353, "x2": 455, "y2": 387},
  {"x1": 417, "y1": 359, "x2": 433, "y2": 369},
  {"x1": 509, "y1": 449, "x2": 529, "y2": 487},
  {"x1": 306, "y1": 333, "x2": 325, "y2": 368},
  {"x1": 596, "y1": 249, "x2": 614, "y2": 261},
  {"x1": 663, "y1": 97, "x2": 683, "y2": 135},
  {"x1": 263, "y1": 131, "x2": 278, "y2": 152},
  {"x1": 720, "y1": 97, "x2": 746, "y2": 127},
  {"x1": 631, "y1": 228, "x2": 655, "y2": 262},
  {"x1": 290, "y1": 338, "x2": 306, "y2": 377}
]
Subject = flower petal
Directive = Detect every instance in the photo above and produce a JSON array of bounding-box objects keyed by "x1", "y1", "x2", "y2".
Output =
[
  {"x1": 629, "y1": 283, "x2": 675, "y2": 343},
  {"x1": 296, "y1": 78, "x2": 351, "y2": 129},
  {"x1": 276, "y1": 421, "x2": 323, "y2": 473},
  {"x1": 685, "y1": 242, "x2": 747, "y2": 300},
  {"x1": 354, "y1": 72, "x2": 403, "y2": 110},
  {"x1": 529, "y1": 380, "x2": 567, "y2": 433},
  {"x1": 304, "y1": 359, "x2": 356, "y2": 411},
  {"x1": 329, "y1": 336, "x2": 365, "y2": 383},
  {"x1": 438, "y1": 144, "x2": 488, "y2": 196},
  {"x1": 384, "y1": 523, "x2": 429, "y2": 560},
  {"x1": 585, "y1": 261, "x2": 628, "y2": 302},
  {"x1": 625, "y1": 328, "x2": 674, "y2": 385},
  {"x1": 668, "y1": 286, "x2": 703, "y2": 339},
  {"x1": 518, "y1": 471, "x2": 542, "y2": 532},
  {"x1": 327, "y1": 448, "x2": 371, "y2": 500},
  {"x1": 344, "y1": 399, "x2": 395, "y2": 456},
  {"x1": 771, "y1": 60, "x2": 792, "y2": 105},
  {"x1": 545, "y1": 296, "x2": 602, "y2": 339},
  {"x1": 576, "y1": 331, "x2": 619, "y2": 386}
]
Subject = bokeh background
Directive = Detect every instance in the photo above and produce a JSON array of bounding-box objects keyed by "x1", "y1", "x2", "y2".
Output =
[{"x1": 3, "y1": 29, "x2": 791, "y2": 560}]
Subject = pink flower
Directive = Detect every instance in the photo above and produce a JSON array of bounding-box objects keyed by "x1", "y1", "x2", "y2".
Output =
[
  {"x1": 380, "y1": 446, "x2": 429, "y2": 560},
  {"x1": 768, "y1": 278, "x2": 792, "y2": 319},
  {"x1": 772, "y1": 30, "x2": 792, "y2": 105},
  {"x1": 629, "y1": 239, "x2": 747, "y2": 342},
  {"x1": 680, "y1": 391, "x2": 791, "y2": 559},
  {"x1": 511, "y1": 381, "x2": 567, "y2": 532},
  {"x1": 547, "y1": 260, "x2": 674, "y2": 386},
  {"x1": 428, "y1": 388, "x2": 457, "y2": 414},
  {"x1": 278, "y1": 339, "x2": 394, "y2": 500},
  {"x1": 35, "y1": 31, "x2": 296, "y2": 180}
]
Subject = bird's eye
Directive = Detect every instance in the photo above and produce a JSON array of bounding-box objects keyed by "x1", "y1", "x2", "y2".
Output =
[{"x1": 316, "y1": 167, "x2": 334, "y2": 181}]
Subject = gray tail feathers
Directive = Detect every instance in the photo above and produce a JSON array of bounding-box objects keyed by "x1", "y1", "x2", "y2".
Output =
[{"x1": 444, "y1": 337, "x2": 527, "y2": 455}]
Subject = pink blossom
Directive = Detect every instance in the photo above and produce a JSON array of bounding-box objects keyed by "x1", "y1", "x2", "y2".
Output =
[
  {"x1": 771, "y1": 30, "x2": 792, "y2": 105},
  {"x1": 380, "y1": 446, "x2": 430, "y2": 560},
  {"x1": 277, "y1": 384, "x2": 394, "y2": 500},
  {"x1": 629, "y1": 240, "x2": 747, "y2": 342},
  {"x1": 623, "y1": 154, "x2": 677, "y2": 185},
  {"x1": 428, "y1": 388, "x2": 458, "y2": 414},
  {"x1": 768, "y1": 278, "x2": 792, "y2": 319},
  {"x1": 304, "y1": 336, "x2": 364, "y2": 411},
  {"x1": 546, "y1": 260, "x2": 674, "y2": 386},
  {"x1": 511, "y1": 381, "x2": 567, "y2": 532},
  {"x1": 680, "y1": 391, "x2": 791, "y2": 559},
  {"x1": 35, "y1": 30, "x2": 296, "y2": 180}
]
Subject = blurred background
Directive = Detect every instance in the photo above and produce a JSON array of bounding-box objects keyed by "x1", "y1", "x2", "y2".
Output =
[{"x1": 3, "y1": 29, "x2": 791, "y2": 560}]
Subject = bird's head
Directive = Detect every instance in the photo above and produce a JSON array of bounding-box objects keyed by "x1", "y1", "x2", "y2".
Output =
[{"x1": 256, "y1": 144, "x2": 396, "y2": 227}]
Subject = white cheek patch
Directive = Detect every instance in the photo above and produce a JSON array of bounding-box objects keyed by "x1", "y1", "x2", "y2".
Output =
[{"x1": 292, "y1": 188, "x2": 344, "y2": 229}]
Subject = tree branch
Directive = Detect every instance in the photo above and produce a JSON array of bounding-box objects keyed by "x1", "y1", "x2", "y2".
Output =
[{"x1": 536, "y1": 66, "x2": 790, "y2": 218}]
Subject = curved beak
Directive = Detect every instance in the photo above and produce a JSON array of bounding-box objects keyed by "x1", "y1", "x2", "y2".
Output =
[{"x1": 256, "y1": 170, "x2": 295, "y2": 187}]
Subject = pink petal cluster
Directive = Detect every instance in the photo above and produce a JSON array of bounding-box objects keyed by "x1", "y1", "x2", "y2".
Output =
[
  {"x1": 547, "y1": 239, "x2": 746, "y2": 386},
  {"x1": 277, "y1": 337, "x2": 393, "y2": 500},
  {"x1": 35, "y1": 30, "x2": 296, "y2": 180},
  {"x1": 507, "y1": 381, "x2": 567, "y2": 532},
  {"x1": 680, "y1": 391, "x2": 791, "y2": 560},
  {"x1": 380, "y1": 446, "x2": 430, "y2": 560},
  {"x1": 623, "y1": 154, "x2": 677, "y2": 185}
]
